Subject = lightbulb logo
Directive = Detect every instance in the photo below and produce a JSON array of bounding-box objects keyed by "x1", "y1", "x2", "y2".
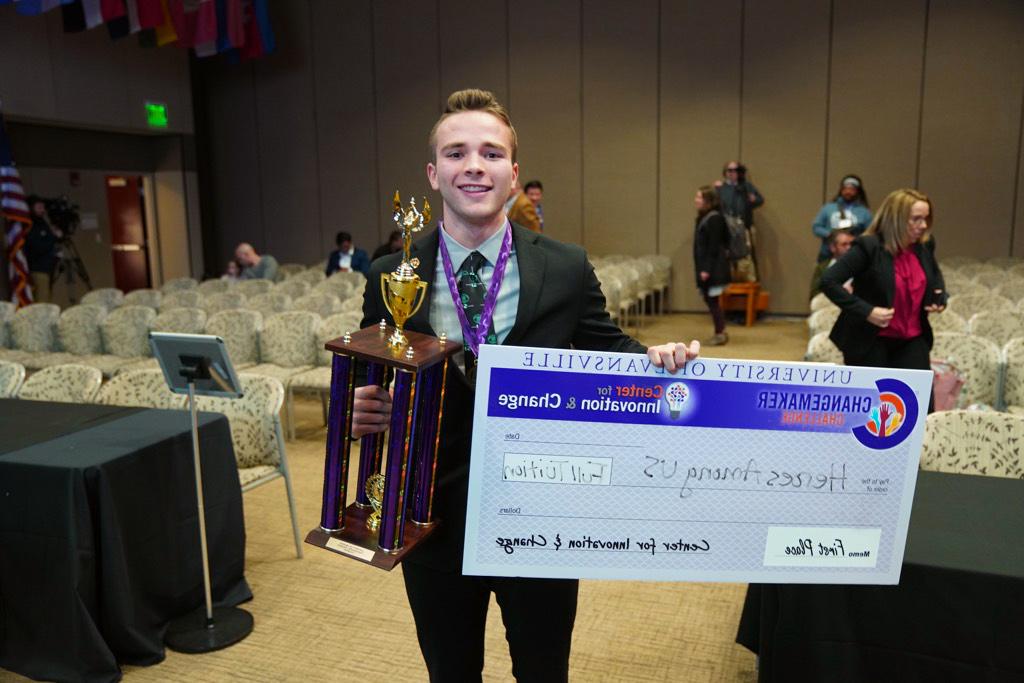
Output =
[
  {"x1": 664, "y1": 382, "x2": 690, "y2": 420},
  {"x1": 852, "y1": 378, "x2": 917, "y2": 449}
]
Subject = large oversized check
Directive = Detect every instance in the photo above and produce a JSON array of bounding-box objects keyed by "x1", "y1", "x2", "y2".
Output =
[{"x1": 463, "y1": 346, "x2": 933, "y2": 584}]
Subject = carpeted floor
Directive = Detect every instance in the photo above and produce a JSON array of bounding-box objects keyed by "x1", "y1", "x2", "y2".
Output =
[{"x1": 3, "y1": 312, "x2": 806, "y2": 683}]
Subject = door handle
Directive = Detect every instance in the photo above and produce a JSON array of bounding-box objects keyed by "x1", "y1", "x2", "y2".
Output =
[{"x1": 111, "y1": 244, "x2": 143, "y2": 252}]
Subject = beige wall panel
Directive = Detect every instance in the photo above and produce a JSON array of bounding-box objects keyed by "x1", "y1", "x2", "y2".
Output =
[
  {"x1": 508, "y1": 0, "x2": 583, "y2": 246},
  {"x1": 311, "y1": 0, "x2": 380, "y2": 255},
  {"x1": 1016, "y1": 118, "x2": 1024, "y2": 258},
  {"x1": 373, "y1": 1, "x2": 442, "y2": 231},
  {"x1": 440, "y1": 0, "x2": 508, "y2": 105},
  {"x1": 46, "y1": 15, "x2": 128, "y2": 131},
  {"x1": 827, "y1": 0, "x2": 925, "y2": 207},
  {"x1": 918, "y1": 0, "x2": 1024, "y2": 259},
  {"x1": 203, "y1": 61, "x2": 263, "y2": 265},
  {"x1": 253, "y1": 2, "x2": 320, "y2": 265},
  {"x1": 742, "y1": 0, "x2": 831, "y2": 314},
  {"x1": 659, "y1": 0, "x2": 742, "y2": 312},
  {"x1": 154, "y1": 170, "x2": 191, "y2": 281},
  {"x1": 0, "y1": 6, "x2": 56, "y2": 120},
  {"x1": 581, "y1": 0, "x2": 659, "y2": 257}
]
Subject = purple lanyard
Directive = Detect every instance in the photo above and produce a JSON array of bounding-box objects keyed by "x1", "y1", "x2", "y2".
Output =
[{"x1": 438, "y1": 223, "x2": 514, "y2": 358}]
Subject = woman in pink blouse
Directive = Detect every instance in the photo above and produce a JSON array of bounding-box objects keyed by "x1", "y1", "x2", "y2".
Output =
[{"x1": 820, "y1": 189, "x2": 947, "y2": 379}]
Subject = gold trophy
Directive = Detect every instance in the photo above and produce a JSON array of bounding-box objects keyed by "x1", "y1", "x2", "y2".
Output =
[{"x1": 381, "y1": 191, "x2": 431, "y2": 348}]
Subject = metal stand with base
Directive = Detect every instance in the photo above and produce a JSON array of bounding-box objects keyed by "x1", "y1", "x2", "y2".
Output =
[{"x1": 162, "y1": 354, "x2": 253, "y2": 653}]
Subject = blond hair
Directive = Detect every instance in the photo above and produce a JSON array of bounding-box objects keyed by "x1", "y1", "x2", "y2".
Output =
[
  {"x1": 428, "y1": 89, "x2": 518, "y2": 162},
  {"x1": 865, "y1": 188, "x2": 933, "y2": 254}
]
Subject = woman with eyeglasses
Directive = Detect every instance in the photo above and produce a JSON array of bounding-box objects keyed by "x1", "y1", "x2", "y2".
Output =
[{"x1": 821, "y1": 189, "x2": 946, "y2": 381}]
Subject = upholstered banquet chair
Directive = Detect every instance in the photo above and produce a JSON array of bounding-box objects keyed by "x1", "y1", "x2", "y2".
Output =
[
  {"x1": 1001, "y1": 338, "x2": 1024, "y2": 415},
  {"x1": 927, "y1": 309, "x2": 967, "y2": 334},
  {"x1": 7, "y1": 303, "x2": 68, "y2": 369},
  {"x1": 930, "y1": 332, "x2": 1001, "y2": 408},
  {"x1": 234, "y1": 279, "x2": 274, "y2": 298},
  {"x1": 246, "y1": 292, "x2": 292, "y2": 318},
  {"x1": 921, "y1": 410, "x2": 1024, "y2": 479},
  {"x1": 160, "y1": 277, "x2": 199, "y2": 294},
  {"x1": 807, "y1": 307, "x2": 840, "y2": 338},
  {"x1": 0, "y1": 359, "x2": 26, "y2": 398},
  {"x1": 198, "y1": 278, "x2": 231, "y2": 297},
  {"x1": 18, "y1": 363, "x2": 103, "y2": 403},
  {"x1": 248, "y1": 311, "x2": 320, "y2": 440},
  {"x1": 272, "y1": 278, "x2": 310, "y2": 300},
  {"x1": 81, "y1": 287, "x2": 124, "y2": 311},
  {"x1": 968, "y1": 311, "x2": 1024, "y2": 348},
  {"x1": 122, "y1": 288, "x2": 162, "y2": 309},
  {"x1": 292, "y1": 292, "x2": 342, "y2": 319},
  {"x1": 946, "y1": 293, "x2": 1013, "y2": 319},
  {"x1": 194, "y1": 373, "x2": 303, "y2": 558},
  {"x1": 312, "y1": 277, "x2": 354, "y2": 301},
  {"x1": 289, "y1": 312, "x2": 363, "y2": 426},
  {"x1": 118, "y1": 307, "x2": 208, "y2": 374},
  {"x1": 202, "y1": 291, "x2": 247, "y2": 314},
  {"x1": 804, "y1": 332, "x2": 843, "y2": 364},
  {"x1": 206, "y1": 309, "x2": 263, "y2": 370},
  {"x1": 159, "y1": 290, "x2": 203, "y2": 312},
  {"x1": 94, "y1": 368, "x2": 187, "y2": 410},
  {"x1": 276, "y1": 263, "x2": 307, "y2": 279}
]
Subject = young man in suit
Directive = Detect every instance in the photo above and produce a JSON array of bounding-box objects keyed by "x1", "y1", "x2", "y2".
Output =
[
  {"x1": 352, "y1": 89, "x2": 699, "y2": 682},
  {"x1": 326, "y1": 231, "x2": 371, "y2": 276}
]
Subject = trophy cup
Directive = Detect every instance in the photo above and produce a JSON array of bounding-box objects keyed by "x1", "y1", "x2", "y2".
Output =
[{"x1": 304, "y1": 191, "x2": 461, "y2": 570}]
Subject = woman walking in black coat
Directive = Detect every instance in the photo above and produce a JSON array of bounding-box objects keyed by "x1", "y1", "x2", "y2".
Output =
[
  {"x1": 693, "y1": 185, "x2": 732, "y2": 345},
  {"x1": 820, "y1": 188, "x2": 946, "y2": 375}
]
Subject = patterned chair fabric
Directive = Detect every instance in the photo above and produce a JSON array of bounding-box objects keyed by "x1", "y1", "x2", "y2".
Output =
[
  {"x1": 18, "y1": 363, "x2": 103, "y2": 403},
  {"x1": 0, "y1": 301, "x2": 15, "y2": 348},
  {"x1": 10, "y1": 303, "x2": 60, "y2": 353},
  {"x1": 293, "y1": 292, "x2": 342, "y2": 319},
  {"x1": 994, "y1": 277, "x2": 1024, "y2": 304},
  {"x1": 957, "y1": 263, "x2": 1000, "y2": 280},
  {"x1": 152, "y1": 307, "x2": 207, "y2": 335},
  {"x1": 160, "y1": 277, "x2": 199, "y2": 293},
  {"x1": 206, "y1": 309, "x2": 263, "y2": 368},
  {"x1": 101, "y1": 305, "x2": 156, "y2": 358},
  {"x1": 809, "y1": 292, "x2": 835, "y2": 313},
  {"x1": 971, "y1": 270, "x2": 1008, "y2": 290},
  {"x1": 289, "y1": 268, "x2": 325, "y2": 286},
  {"x1": 272, "y1": 278, "x2": 310, "y2": 300},
  {"x1": 926, "y1": 309, "x2": 967, "y2": 334},
  {"x1": 1002, "y1": 337, "x2": 1024, "y2": 413},
  {"x1": 193, "y1": 373, "x2": 302, "y2": 557},
  {"x1": 0, "y1": 360, "x2": 26, "y2": 398},
  {"x1": 968, "y1": 311, "x2": 1024, "y2": 347},
  {"x1": 327, "y1": 270, "x2": 367, "y2": 290},
  {"x1": 198, "y1": 279, "x2": 232, "y2": 296},
  {"x1": 930, "y1": 332, "x2": 1001, "y2": 407},
  {"x1": 81, "y1": 288, "x2": 124, "y2": 311},
  {"x1": 339, "y1": 294, "x2": 364, "y2": 315},
  {"x1": 946, "y1": 280, "x2": 989, "y2": 298},
  {"x1": 807, "y1": 307, "x2": 839, "y2": 338},
  {"x1": 921, "y1": 410, "x2": 1024, "y2": 479},
  {"x1": 159, "y1": 290, "x2": 203, "y2": 312},
  {"x1": 58, "y1": 305, "x2": 108, "y2": 355},
  {"x1": 201, "y1": 291, "x2": 245, "y2": 314},
  {"x1": 946, "y1": 293, "x2": 1013, "y2": 319},
  {"x1": 277, "y1": 263, "x2": 307, "y2": 279},
  {"x1": 987, "y1": 257, "x2": 1024, "y2": 269},
  {"x1": 246, "y1": 292, "x2": 292, "y2": 317},
  {"x1": 939, "y1": 256, "x2": 980, "y2": 270},
  {"x1": 122, "y1": 288, "x2": 162, "y2": 309},
  {"x1": 95, "y1": 369, "x2": 187, "y2": 409},
  {"x1": 804, "y1": 331, "x2": 843, "y2": 364},
  {"x1": 313, "y1": 277, "x2": 354, "y2": 300},
  {"x1": 234, "y1": 279, "x2": 274, "y2": 298},
  {"x1": 257, "y1": 311, "x2": 320, "y2": 368}
]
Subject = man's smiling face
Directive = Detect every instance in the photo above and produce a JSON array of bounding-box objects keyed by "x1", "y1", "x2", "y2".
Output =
[{"x1": 427, "y1": 110, "x2": 518, "y2": 232}]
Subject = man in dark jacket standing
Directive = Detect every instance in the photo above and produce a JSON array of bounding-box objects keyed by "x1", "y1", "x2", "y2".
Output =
[{"x1": 24, "y1": 196, "x2": 62, "y2": 303}]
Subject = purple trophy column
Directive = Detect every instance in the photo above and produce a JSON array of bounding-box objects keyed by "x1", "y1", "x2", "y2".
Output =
[
  {"x1": 319, "y1": 353, "x2": 355, "y2": 531},
  {"x1": 355, "y1": 362, "x2": 386, "y2": 506},
  {"x1": 410, "y1": 361, "x2": 446, "y2": 524},
  {"x1": 378, "y1": 369, "x2": 417, "y2": 552}
]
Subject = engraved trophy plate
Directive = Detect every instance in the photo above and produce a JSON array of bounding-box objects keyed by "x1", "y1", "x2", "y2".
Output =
[{"x1": 305, "y1": 191, "x2": 461, "y2": 571}]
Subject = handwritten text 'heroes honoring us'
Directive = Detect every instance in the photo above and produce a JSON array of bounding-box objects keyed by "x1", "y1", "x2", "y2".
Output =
[{"x1": 463, "y1": 345, "x2": 933, "y2": 584}]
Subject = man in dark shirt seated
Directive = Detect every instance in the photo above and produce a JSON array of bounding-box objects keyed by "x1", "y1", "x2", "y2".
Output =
[{"x1": 326, "y1": 231, "x2": 370, "y2": 276}]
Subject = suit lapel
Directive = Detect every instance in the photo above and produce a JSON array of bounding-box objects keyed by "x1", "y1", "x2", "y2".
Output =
[{"x1": 504, "y1": 225, "x2": 545, "y2": 347}]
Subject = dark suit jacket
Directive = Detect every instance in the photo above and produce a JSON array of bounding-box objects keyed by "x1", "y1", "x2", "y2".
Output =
[
  {"x1": 361, "y1": 224, "x2": 646, "y2": 571},
  {"x1": 326, "y1": 248, "x2": 371, "y2": 276},
  {"x1": 693, "y1": 211, "x2": 731, "y2": 289},
  {"x1": 821, "y1": 234, "x2": 946, "y2": 361}
]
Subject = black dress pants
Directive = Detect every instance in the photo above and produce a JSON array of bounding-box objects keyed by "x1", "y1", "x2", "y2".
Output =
[
  {"x1": 402, "y1": 561, "x2": 578, "y2": 683},
  {"x1": 844, "y1": 334, "x2": 934, "y2": 412}
]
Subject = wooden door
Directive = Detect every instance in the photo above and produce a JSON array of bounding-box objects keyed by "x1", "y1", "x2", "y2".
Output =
[{"x1": 105, "y1": 175, "x2": 151, "y2": 292}]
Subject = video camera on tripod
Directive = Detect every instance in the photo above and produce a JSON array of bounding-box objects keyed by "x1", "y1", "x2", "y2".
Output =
[{"x1": 42, "y1": 195, "x2": 81, "y2": 236}]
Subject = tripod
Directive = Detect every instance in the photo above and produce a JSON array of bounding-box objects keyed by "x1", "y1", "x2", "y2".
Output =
[{"x1": 51, "y1": 236, "x2": 92, "y2": 304}]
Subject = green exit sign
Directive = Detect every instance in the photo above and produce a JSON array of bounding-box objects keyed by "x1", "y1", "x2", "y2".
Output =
[{"x1": 145, "y1": 102, "x2": 168, "y2": 128}]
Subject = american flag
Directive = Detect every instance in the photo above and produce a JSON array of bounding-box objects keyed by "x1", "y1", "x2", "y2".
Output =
[{"x1": 1, "y1": 107, "x2": 33, "y2": 307}]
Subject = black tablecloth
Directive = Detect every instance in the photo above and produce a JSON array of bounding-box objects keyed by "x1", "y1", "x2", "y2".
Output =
[
  {"x1": 737, "y1": 470, "x2": 1024, "y2": 682},
  {"x1": 0, "y1": 400, "x2": 251, "y2": 683}
]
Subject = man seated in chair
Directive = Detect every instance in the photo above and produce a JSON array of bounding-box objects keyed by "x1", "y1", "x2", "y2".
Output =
[{"x1": 326, "y1": 231, "x2": 371, "y2": 276}]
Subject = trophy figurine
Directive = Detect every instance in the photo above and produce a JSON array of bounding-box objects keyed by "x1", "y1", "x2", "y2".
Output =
[
  {"x1": 381, "y1": 191, "x2": 430, "y2": 348},
  {"x1": 305, "y1": 191, "x2": 461, "y2": 570}
]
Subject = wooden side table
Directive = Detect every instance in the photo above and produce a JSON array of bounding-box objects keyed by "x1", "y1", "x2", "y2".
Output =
[{"x1": 722, "y1": 282, "x2": 761, "y2": 327}]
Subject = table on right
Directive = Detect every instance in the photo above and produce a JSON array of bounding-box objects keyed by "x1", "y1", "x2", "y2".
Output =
[{"x1": 737, "y1": 470, "x2": 1024, "y2": 682}]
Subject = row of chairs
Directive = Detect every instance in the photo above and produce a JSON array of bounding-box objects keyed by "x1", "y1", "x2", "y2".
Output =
[
  {"x1": 805, "y1": 331, "x2": 1024, "y2": 412},
  {"x1": 592, "y1": 254, "x2": 672, "y2": 328},
  {"x1": 0, "y1": 361, "x2": 303, "y2": 558},
  {"x1": 80, "y1": 270, "x2": 366, "y2": 315},
  {"x1": 921, "y1": 409, "x2": 1023, "y2": 479},
  {"x1": 0, "y1": 302, "x2": 363, "y2": 440}
]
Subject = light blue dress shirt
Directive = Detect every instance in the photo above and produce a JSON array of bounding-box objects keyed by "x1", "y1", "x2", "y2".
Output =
[{"x1": 429, "y1": 221, "x2": 520, "y2": 371}]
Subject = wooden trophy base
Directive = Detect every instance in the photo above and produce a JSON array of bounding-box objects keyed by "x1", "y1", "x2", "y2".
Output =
[{"x1": 304, "y1": 505, "x2": 440, "y2": 571}]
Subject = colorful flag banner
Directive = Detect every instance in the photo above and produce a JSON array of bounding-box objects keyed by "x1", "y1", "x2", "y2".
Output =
[{"x1": 1, "y1": 109, "x2": 33, "y2": 307}]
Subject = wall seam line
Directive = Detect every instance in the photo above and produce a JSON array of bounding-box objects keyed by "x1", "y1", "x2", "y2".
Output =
[
  {"x1": 308, "y1": 0, "x2": 324, "y2": 251},
  {"x1": 370, "y1": 1, "x2": 383, "y2": 238},
  {"x1": 822, "y1": 0, "x2": 834, "y2": 203},
  {"x1": 738, "y1": 0, "x2": 745, "y2": 158},
  {"x1": 655, "y1": 0, "x2": 662, "y2": 255},
  {"x1": 914, "y1": 0, "x2": 930, "y2": 188},
  {"x1": 1010, "y1": 68, "x2": 1024, "y2": 256},
  {"x1": 579, "y1": 0, "x2": 585, "y2": 248},
  {"x1": 251, "y1": 62, "x2": 266, "y2": 249}
]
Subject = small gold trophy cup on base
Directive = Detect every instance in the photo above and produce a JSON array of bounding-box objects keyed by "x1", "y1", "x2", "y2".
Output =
[{"x1": 381, "y1": 191, "x2": 431, "y2": 348}]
